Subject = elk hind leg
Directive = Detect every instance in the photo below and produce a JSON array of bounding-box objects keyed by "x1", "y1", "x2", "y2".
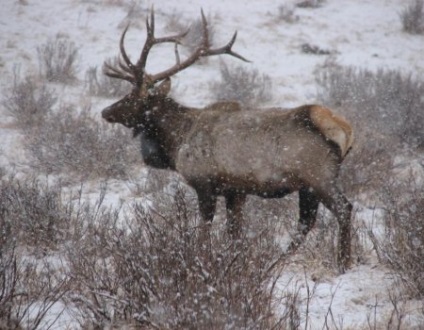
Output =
[
  {"x1": 318, "y1": 188, "x2": 352, "y2": 273},
  {"x1": 288, "y1": 187, "x2": 319, "y2": 252},
  {"x1": 225, "y1": 193, "x2": 246, "y2": 240}
]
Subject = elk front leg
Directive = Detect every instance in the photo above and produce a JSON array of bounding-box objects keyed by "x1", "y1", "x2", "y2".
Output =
[
  {"x1": 225, "y1": 193, "x2": 246, "y2": 240},
  {"x1": 298, "y1": 187, "x2": 319, "y2": 235}
]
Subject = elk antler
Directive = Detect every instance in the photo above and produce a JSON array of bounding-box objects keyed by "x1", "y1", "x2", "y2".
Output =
[{"x1": 103, "y1": 8, "x2": 249, "y2": 89}]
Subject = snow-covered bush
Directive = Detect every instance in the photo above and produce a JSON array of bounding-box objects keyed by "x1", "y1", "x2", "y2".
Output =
[
  {"x1": 379, "y1": 180, "x2": 424, "y2": 299},
  {"x1": 317, "y1": 65, "x2": 424, "y2": 148},
  {"x1": 85, "y1": 65, "x2": 129, "y2": 98},
  {"x1": 317, "y1": 64, "x2": 424, "y2": 194},
  {"x1": 25, "y1": 105, "x2": 139, "y2": 179},
  {"x1": 0, "y1": 177, "x2": 70, "y2": 329},
  {"x1": 65, "y1": 186, "x2": 287, "y2": 329},
  {"x1": 400, "y1": 0, "x2": 424, "y2": 34},
  {"x1": 2, "y1": 69, "x2": 57, "y2": 128},
  {"x1": 296, "y1": 0, "x2": 326, "y2": 8},
  {"x1": 0, "y1": 176, "x2": 69, "y2": 248},
  {"x1": 210, "y1": 62, "x2": 274, "y2": 108},
  {"x1": 276, "y1": 5, "x2": 299, "y2": 23},
  {"x1": 165, "y1": 10, "x2": 216, "y2": 60},
  {"x1": 37, "y1": 36, "x2": 79, "y2": 83}
]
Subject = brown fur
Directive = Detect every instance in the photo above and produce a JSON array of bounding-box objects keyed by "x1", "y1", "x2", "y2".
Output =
[
  {"x1": 102, "y1": 79, "x2": 354, "y2": 272},
  {"x1": 101, "y1": 10, "x2": 354, "y2": 272}
]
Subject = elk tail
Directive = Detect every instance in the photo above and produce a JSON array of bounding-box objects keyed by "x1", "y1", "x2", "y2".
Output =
[{"x1": 309, "y1": 105, "x2": 354, "y2": 159}]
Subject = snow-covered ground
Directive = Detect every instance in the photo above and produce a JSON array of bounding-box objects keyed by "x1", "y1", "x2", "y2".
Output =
[{"x1": 1, "y1": 0, "x2": 424, "y2": 328}]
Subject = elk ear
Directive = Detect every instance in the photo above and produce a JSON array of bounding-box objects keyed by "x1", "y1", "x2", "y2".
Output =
[{"x1": 153, "y1": 78, "x2": 171, "y2": 97}]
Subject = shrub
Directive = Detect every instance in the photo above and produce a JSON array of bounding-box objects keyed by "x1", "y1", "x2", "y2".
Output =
[
  {"x1": 118, "y1": 1, "x2": 146, "y2": 29},
  {"x1": 317, "y1": 64, "x2": 424, "y2": 148},
  {"x1": 37, "y1": 36, "x2": 79, "y2": 83},
  {"x1": 210, "y1": 62, "x2": 274, "y2": 108},
  {"x1": 296, "y1": 0, "x2": 325, "y2": 8},
  {"x1": 166, "y1": 10, "x2": 216, "y2": 61},
  {"x1": 65, "y1": 186, "x2": 287, "y2": 329},
  {"x1": 85, "y1": 65, "x2": 129, "y2": 98},
  {"x1": 0, "y1": 176, "x2": 68, "y2": 248},
  {"x1": 0, "y1": 244, "x2": 68, "y2": 329},
  {"x1": 0, "y1": 177, "x2": 70, "y2": 329},
  {"x1": 25, "y1": 105, "x2": 139, "y2": 179},
  {"x1": 400, "y1": 0, "x2": 424, "y2": 34},
  {"x1": 377, "y1": 179, "x2": 424, "y2": 299},
  {"x1": 277, "y1": 5, "x2": 299, "y2": 23},
  {"x1": 2, "y1": 68, "x2": 57, "y2": 128}
]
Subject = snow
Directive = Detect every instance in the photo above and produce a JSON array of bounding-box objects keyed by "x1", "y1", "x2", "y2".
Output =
[{"x1": 1, "y1": 0, "x2": 423, "y2": 328}]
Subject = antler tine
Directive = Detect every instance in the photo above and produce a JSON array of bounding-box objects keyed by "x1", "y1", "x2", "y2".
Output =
[
  {"x1": 103, "y1": 61, "x2": 136, "y2": 83},
  {"x1": 120, "y1": 25, "x2": 135, "y2": 69},
  {"x1": 105, "y1": 8, "x2": 248, "y2": 87},
  {"x1": 200, "y1": 9, "x2": 211, "y2": 49},
  {"x1": 149, "y1": 10, "x2": 249, "y2": 84},
  {"x1": 102, "y1": 24, "x2": 138, "y2": 84},
  {"x1": 206, "y1": 31, "x2": 251, "y2": 63},
  {"x1": 134, "y1": 7, "x2": 188, "y2": 86}
]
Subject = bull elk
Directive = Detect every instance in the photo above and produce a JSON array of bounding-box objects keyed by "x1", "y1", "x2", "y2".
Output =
[{"x1": 101, "y1": 9, "x2": 354, "y2": 272}]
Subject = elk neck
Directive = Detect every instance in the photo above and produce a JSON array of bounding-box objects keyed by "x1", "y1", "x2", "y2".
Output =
[{"x1": 138, "y1": 96, "x2": 197, "y2": 170}]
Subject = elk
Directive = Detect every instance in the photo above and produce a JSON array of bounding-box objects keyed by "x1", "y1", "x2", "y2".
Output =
[{"x1": 101, "y1": 9, "x2": 354, "y2": 272}]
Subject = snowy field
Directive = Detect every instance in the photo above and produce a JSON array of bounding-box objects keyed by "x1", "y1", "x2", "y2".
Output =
[{"x1": 1, "y1": 0, "x2": 424, "y2": 329}]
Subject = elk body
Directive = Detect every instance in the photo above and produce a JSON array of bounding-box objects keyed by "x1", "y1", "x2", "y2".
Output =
[{"x1": 101, "y1": 10, "x2": 354, "y2": 272}]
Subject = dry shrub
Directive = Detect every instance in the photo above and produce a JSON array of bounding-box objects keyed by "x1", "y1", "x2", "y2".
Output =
[
  {"x1": 317, "y1": 64, "x2": 424, "y2": 195},
  {"x1": 85, "y1": 65, "x2": 129, "y2": 98},
  {"x1": 0, "y1": 245, "x2": 68, "y2": 329},
  {"x1": 0, "y1": 177, "x2": 70, "y2": 329},
  {"x1": 37, "y1": 36, "x2": 79, "y2": 83},
  {"x1": 25, "y1": 105, "x2": 139, "y2": 179},
  {"x1": 276, "y1": 5, "x2": 299, "y2": 24},
  {"x1": 400, "y1": 0, "x2": 424, "y2": 34},
  {"x1": 296, "y1": 0, "x2": 325, "y2": 8},
  {"x1": 378, "y1": 178, "x2": 424, "y2": 298},
  {"x1": 210, "y1": 62, "x2": 274, "y2": 108},
  {"x1": 338, "y1": 127, "x2": 393, "y2": 195},
  {"x1": 165, "y1": 11, "x2": 216, "y2": 58},
  {"x1": 317, "y1": 64, "x2": 424, "y2": 148},
  {"x1": 0, "y1": 176, "x2": 69, "y2": 248},
  {"x1": 65, "y1": 186, "x2": 287, "y2": 329},
  {"x1": 118, "y1": 1, "x2": 147, "y2": 29},
  {"x1": 2, "y1": 68, "x2": 57, "y2": 128}
]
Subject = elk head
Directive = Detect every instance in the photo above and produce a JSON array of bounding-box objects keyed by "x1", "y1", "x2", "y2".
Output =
[{"x1": 101, "y1": 8, "x2": 249, "y2": 135}]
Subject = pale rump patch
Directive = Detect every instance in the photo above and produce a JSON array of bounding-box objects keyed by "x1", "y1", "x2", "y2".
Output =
[{"x1": 309, "y1": 105, "x2": 354, "y2": 158}]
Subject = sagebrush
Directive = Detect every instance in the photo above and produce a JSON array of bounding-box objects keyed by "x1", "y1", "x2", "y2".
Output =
[
  {"x1": 65, "y1": 185, "x2": 287, "y2": 329},
  {"x1": 2, "y1": 69, "x2": 57, "y2": 128},
  {"x1": 210, "y1": 62, "x2": 273, "y2": 108},
  {"x1": 25, "y1": 105, "x2": 139, "y2": 179},
  {"x1": 37, "y1": 36, "x2": 79, "y2": 83},
  {"x1": 400, "y1": 0, "x2": 424, "y2": 34}
]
